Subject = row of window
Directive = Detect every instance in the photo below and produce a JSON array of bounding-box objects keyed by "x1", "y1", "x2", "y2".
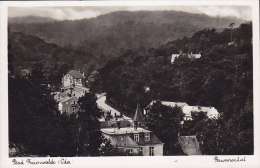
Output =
[
  {"x1": 133, "y1": 133, "x2": 150, "y2": 142},
  {"x1": 64, "y1": 107, "x2": 76, "y2": 112}
]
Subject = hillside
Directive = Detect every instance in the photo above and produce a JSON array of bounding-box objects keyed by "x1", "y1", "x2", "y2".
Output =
[
  {"x1": 92, "y1": 22, "x2": 253, "y2": 155},
  {"x1": 9, "y1": 11, "x2": 245, "y2": 58}
]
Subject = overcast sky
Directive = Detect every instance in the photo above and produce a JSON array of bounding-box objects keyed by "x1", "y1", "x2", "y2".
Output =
[{"x1": 8, "y1": 6, "x2": 252, "y2": 21}]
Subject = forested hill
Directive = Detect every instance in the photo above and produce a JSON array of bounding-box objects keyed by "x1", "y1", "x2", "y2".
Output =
[
  {"x1": 93, "y1": 22, "x2": 252, "y2": 119},
  {"x1": 8, "y1": 31, "x2": 96, "y2": 89},
  {"x1": 9, "y1": 11, "x2": 244, "y2": 58}
]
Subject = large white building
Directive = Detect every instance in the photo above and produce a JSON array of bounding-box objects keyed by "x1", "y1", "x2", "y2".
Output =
[{"x1": 144, "y1": 100, "x2": 219, "y2": 121}]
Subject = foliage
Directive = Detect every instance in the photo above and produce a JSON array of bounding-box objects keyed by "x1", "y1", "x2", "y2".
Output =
[
  {"x1": 93, "y1": 23, "x2": 253, "y2": 155},
  {"x1": 99, "y1": 137, "x2": 127, "y2": 156},
  {"x1": 76, "y1": 93, "x2": 103, "y2": 156},
  {"x1": 145, "y1": 102, "x2": 184, "y2": 155},
  {"x1": 9, "y1": 63, "x2": 64, "y2": 156}
]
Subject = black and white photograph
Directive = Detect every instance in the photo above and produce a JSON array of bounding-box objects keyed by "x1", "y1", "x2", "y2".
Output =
[{"x1": 0, "y1": 0, "x2": 260, "y2": 167}]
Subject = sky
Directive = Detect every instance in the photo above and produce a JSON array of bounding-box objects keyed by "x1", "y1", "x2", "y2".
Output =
[{"x1": 8, "y1": 6, "x2": 252, "y2": 21}]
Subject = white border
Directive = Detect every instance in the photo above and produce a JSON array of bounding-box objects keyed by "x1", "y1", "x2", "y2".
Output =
[{"x1": 0, "y1": 1, "x2": 259, "y2": 168}]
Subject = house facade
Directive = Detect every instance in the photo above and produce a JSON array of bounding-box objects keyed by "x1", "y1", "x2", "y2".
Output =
[
  {"x1": 58, "y1": 96, "x2": 79, "y2": 114},
  {"x1": 101, "y1": 127, "x2": 164, "y2": 156},
  {"x1": 62, "y1": 69, "x2": 86, "y2": 88}
]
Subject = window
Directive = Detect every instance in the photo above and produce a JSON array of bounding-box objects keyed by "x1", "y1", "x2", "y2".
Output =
[
  {"x1": 139, "y1": 147, "x2": 143, "y2": 156},
  {"x1": 145, "y1": 133, "x2": 150, "y2": 141},
  {"x1": 72, "y1": 107, "x2": 75, "y2": 112},
  {"x1": 126, "y1": 149, "x2": 133, "y2": 156},
  {"x1": 134, "y1": 134, "x2": 139, "y2": 142},
  {"x1": 149, "y1": 147, "x2": 154, "y2": 156},
  {"x1": 66, "y1": 107, "x2": 69, "y2": 112}
]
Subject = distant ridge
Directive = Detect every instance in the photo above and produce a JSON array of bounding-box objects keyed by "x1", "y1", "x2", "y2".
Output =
[
  {"x1": 9, "y1": 16, "x2": 57, "y2": 24},
  {"x1": 8, "y1": 10, "x2": 246, "y2": 68}
]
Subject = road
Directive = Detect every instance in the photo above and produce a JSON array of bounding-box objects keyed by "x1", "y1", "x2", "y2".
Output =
[{"x1": 96, "y1": 94, "x2": 132, "y2": 120}]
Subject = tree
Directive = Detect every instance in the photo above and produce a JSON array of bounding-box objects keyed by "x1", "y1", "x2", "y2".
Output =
[
  {"x1": 76, "y1": 93, "x2": 103, "y2": 156},
  {"x1": 229, "y1": 23, "x2": 236, "y2": 42},
  {"x1": 9, "y1": 63, "x2": 63, "y2": 156},
  {"x1": 145, "y1": 102, "x2": 184, "y2": 155},
  {"x1": 99, "y1": 137, "x2": 127, "y2": 156}
]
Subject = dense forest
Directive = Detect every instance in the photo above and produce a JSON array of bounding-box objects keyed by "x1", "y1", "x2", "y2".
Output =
[
  {"x1": 8, "y1": 11, "x2": 253, "y2": 155},
  {"x1": 92, "y1": 22, "x2": 253, "y2": 154},
  {"x1": 9, "y1": 11, "x2": 245, "y2": 73}
]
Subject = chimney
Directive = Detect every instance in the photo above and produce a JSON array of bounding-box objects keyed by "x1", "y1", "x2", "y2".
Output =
[
  {"x1": 117, "y1": 121, "x2": 121, "y2": 129},
  {"x1": 134, "y1": 121, "x2": 138, "y2": 130}
]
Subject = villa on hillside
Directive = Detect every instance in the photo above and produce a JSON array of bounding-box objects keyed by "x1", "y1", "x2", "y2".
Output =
[
  {"x1": 171, "y1": 52, "x2": 201, "y2": 63},
  {"x1": 53, "y1": 69, "x2": 89, "y2": 114},
  {"x1": 62, "y1": 69, "x2": 86, "y2": 88}
]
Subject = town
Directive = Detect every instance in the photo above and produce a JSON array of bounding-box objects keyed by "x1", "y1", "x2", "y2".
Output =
[{"x1": 52, "y1": 68, "x2": 219, "y2": 156}]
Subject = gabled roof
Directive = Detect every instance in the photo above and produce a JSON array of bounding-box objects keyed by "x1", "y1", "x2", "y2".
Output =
[
  {"x1": 58, "y1": 96, "x2": 77, "y2": 103},
  {"x1": 178, "y1": 136, "x2": 202, "y2": 155},
  {"x1": 101, "y1": 127, "x2": 151, "y2": 135},
  {"x1": 67, "y1": 70, "x2": 85, "y2": 79}
]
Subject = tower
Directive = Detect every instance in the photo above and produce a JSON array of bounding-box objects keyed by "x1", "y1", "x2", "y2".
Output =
[{"x1": 133, "y1": 104, "x2": 145, "y2": 129}]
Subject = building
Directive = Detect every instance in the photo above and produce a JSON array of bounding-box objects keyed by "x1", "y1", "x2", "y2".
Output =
[
  {"x1": 53, "y1": 69, "x2": 90, "y2": 114},
  {"x1": 58, "y1": 96, "x2": 79, "y2": 114},
  {"x1": 187, "y1": 52, "x2": 201, "y2": 60},
  {"x1": 102, "y1": 127, "x2": 164, "y2": 156},
  {"x1": 62, "y1": 69, "x2": 86, "y2": 88},
  {"x1": 144, "y1": 100, "x2": 189, "y2": 119},
  {"x1": 182, "y1": 106, "x2": 219, "y2": 120},
  {"x1": 144, "y1": 100, "x2": 219, "y2": 121},
  {"x1": 101, "y1": 104, "x2": 164, "y2": 156},
  {"x1": 144, "y1": 101, "x2": 188, "y2": 114},
  {"x1": 171, "y1": 54, "x2": 181, "y2": 63}
]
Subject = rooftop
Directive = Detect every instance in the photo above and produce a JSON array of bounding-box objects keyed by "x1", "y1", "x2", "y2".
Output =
[
  {"x1": 101, "y1": 127, "x2": 151, "y2": 135},
  {"x1": 147, "y1": 101, "x2": 188, "y2": 108},
  {"x1": 58, "y1": 96, "x2": 77, "y2": 103},
  {"x1": 67, "y1": 69, "x2": 85, "y2": 79}
]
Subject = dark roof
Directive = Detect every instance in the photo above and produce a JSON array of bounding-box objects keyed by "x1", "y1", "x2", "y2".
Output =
[
  {"x1": 68, "y1": 70, "x2": 85, "y2": 79},
  {"x1": 100, "y1": 120, "x2": 132, "y2": 128},
  {"x1": 104, "y1": 134, "x2": 138, "y2": 147},
  {"x1": 131, "y1": 132, "x2": 163, "y2": 145},
  {"x1": 178, "y1": 136, "x2": 202, "y2": 155},
  {"x1": 134, "y1": 104, "x2": 145, "y2": 123}
]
